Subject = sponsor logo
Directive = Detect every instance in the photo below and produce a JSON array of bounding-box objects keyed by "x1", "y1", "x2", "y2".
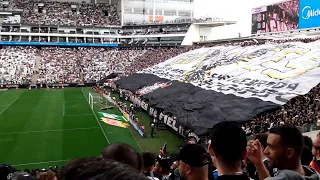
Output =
[
  {"x1": 301, "y1": 6, "x2": 320, "y2": 20},
  {"x1": 136, "y1": 82, "x2": 172, "y2": 96}
]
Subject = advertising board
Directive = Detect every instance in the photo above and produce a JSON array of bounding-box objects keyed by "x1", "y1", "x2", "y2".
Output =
[{"x1": 299, "y1": 0, "x2": 320, "y2": 29}]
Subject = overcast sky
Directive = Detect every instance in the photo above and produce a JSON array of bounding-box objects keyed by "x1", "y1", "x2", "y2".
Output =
[{"x1": 193, "y1": 0, "x2": 285, "y2": 37}]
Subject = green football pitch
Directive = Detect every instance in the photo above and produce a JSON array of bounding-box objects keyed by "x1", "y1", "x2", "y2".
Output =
[{"x1": 0, "y1": 87, "x2": 182, "y2": 170}]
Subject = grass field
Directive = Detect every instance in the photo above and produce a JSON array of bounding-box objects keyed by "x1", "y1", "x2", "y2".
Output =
[{"x1": 0, "y1": 87, "x2": 182, "y2": 170}]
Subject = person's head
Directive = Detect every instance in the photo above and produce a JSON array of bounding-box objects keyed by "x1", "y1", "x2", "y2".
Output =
[
  {"x1": 170, "y1": 153, "x2": 180, "y2": 169},
  {"x1": 136, "y1": 153, "x2": 144, "y2": 172},
  {"x1": 0, "y1": 164, "x2": 17, "y2": 180},
  {"x1": 179, "y1": 144, "x2": 210, "y2": 180},
  {"x1": 61, "y1": 157, "x2": 149, "y2": 180},
  {"x1": 156, "y1": 158, "x2": 172, "y2": 175},
  {"x1": 301, "y1": 146, "x2": 313, "y2": 166},
  {"x1": 101, "y1": 142, "x2": 138, "y2": 169},
  {"x1": 37, "y1": 171, "x2": 57, "y2": 180},
  {"x1": 312, "y1": 132, "x2": 320, "y2": 159},
  {"x1": 264, "y1": 124, "x2": 304, "y2": 170},
  {"x1": 303, "y1": 135, "x2": 313, "y2": 150},
  {"x1": 142, "y1": 152, "x2": 156, "y2": 171},
  {"x1": 208, "y1": 121, "x2": 247, "y2": 168}
]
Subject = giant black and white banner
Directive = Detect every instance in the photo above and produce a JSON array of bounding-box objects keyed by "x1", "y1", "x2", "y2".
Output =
[
  {"x1": 140, "y1": 42, "x2": 320, "y2": 105},
  {"x1": 117, "y1": 42, "x2": 320, "y2": 136}
]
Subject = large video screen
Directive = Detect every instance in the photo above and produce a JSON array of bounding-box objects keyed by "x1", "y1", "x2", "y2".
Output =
[
  {"x1": 299, "y1": 0, "x2": 320, "y2": 29},
  {"x1": 252, "y1": 0, "x2": 299, "y2": 34}
]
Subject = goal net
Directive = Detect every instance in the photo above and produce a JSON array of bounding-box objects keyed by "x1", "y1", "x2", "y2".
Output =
[{"x1": 88, "y1": 92, "x2": 105, "y2": 110}]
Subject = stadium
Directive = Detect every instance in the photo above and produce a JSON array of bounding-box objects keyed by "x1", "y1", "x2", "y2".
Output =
[{"x1": 1, "y1": 0, "x2": 320, "y2": 179}]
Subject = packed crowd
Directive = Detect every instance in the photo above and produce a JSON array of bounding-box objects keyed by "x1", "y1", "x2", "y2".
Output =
[
  {"x1": 9, "y1": 0, "x2": 120, "y2": 26},
  {"x1": 2, "y1": 0, "x2": 225, "y2": 27},
  {"x1": 0, "y1": 46, "x2": 37, "y2": 84},
  {"x1": 243, "y1": 83, "x2": 320, "y2": 135},
  {"x1": 38, "y1": 47, "x2": 81, "y2": 84},
  {"x1": 0, "y1": 46, "x2": 191, "y2": 84},
  {"x1": 2, "y1": 122, "x2": 320, "y2": 180}
]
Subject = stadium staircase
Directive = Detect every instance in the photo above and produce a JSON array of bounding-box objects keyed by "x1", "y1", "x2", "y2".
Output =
[
  {"x1": 157, "y1": 122, "x2": 167, "y2": 130},
  {"x1": 31, "y1": 55, "x2": 41, "y2": 84}
]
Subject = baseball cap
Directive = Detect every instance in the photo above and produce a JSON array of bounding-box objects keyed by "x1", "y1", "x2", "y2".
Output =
[
  {"x1": 179, "y1": 144, "x2": 210, "y2": 167},
  {"x1": 10, "y1": 172, "x2": 36, "y2": 180},
  {"x1": 0, "y1": 164, "x2": 17, "y2": 180}
]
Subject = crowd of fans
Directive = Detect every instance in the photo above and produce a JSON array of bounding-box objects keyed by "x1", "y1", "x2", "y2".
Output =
[
  {"x1": 38, "y1": 47, "x2": 81, "y2": 84},
  {"x1": 2, "y1": 122, "x2": 320, "y2": 180},
  {"x1": 1, "y1": 0, "x2": 224, "y2": 27},
  {"x1": 0, "y1": 46, "x2": 36, "y2": 84},
  {"x1": 0, "y1": 46, "x2": 192, "y2": 84},
  {"x1": 243, "y1": 83, "x2": 320, "y2": 135},
  {"x1": 9, "y1": 0, "x2": 120, "y2": 26}
]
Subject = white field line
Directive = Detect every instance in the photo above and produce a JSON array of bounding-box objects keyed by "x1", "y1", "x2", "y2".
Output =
[
  {"x1": 63, "y1": 101, "x2": 65, "y2": 116},
  {"x1": 0, "y1": 127, "x2": 100, "y2": 135},
  {"x1": 0, "y1": 96, "x2": 20, "y2": 115},
  {"x1": 81, "y1": 87, "x2": 110, "y2": 144},
  {"x1": 13, "y1": 159, "x2": 70, "y2": 167},
  {"x1": 0, "y1": 104, "x2": 11, "y2": 107}
]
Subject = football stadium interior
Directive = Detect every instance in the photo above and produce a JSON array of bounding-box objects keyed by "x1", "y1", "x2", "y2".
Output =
[{"x1": 1, "y1": 0, "x2": 320, "y2": 179}]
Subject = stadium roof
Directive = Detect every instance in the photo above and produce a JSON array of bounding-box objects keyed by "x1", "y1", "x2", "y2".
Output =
[{"x1": 194, "y1": 20, "x2": 237, "y2": 27}]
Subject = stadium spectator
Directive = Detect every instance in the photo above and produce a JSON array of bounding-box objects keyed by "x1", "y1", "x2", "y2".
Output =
[
  {"x1": 11, "y1": 171, "x2": 36, "y2": 180},
  {"x1": 155, "y1": 158, "x2": 173, "y2": 179},
  {"x1": 304, "y1": 136, "x2": 313, "y2": 150},
  {"x1": 208, "y1": 121, "x2": 249, "y2": 180},
  {"x1": 253, "y1": 133, "x2": 274, "y2": 179},
  {"x1": 37, "y1": 171, "x2": 57, "y2": 180},
  {"x1": 247, "y1": 125, "x2": 320, "y2": 180},
  {"x1": 0, "y1": 164, "x2": 17, "y2": 180},
  {"x1": 179, "y1": 144, "x2": 210, "y2": 180},
  {"x1": 101, "y1": 142, "x2": 139, "y2": 169},
  {"x1": 310, "y1": 133, "x2": 320, "y2": 173},
  {"x1": 61, "y1": 157, "x2": 149, "y2": 180},
  {"x1": 301, "y1": 146, "x2": 313, "y2": 167},
  {"x1": 142, "y1": 152, "x2": 164, "y2": 180}
]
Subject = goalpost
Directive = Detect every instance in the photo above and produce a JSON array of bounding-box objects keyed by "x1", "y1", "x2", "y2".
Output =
[
  {"x1": 89, "y1": 92, "x2": 94, "y2": 110},
  {"x1": 88, "y1": 92, "x2": 107, "y2": 110}
]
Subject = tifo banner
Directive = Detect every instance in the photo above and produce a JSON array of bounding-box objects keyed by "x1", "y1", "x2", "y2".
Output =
[
  {"x1": 100, "y1": 117, "x2": 129, "y2": 128},
  {"x1": 140, "y1": 42, "x2": 320, "y2": 105},
  {"x1": 98, "y1": 112, "x2": 127, "y2": 122},
  {"x1": 299, "y1": 0, "x2": 320, "y2": 29},
  {"x1": 252, "y1": 0, "x2": 299, "y2": 34},
  {"x1": 116, "y1": 41, "x2": 320, "y2": 136}
]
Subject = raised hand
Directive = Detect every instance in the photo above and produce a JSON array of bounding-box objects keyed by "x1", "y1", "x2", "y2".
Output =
[{"x1": 246, "y1": 139, "x2": 264, "y2": 165}]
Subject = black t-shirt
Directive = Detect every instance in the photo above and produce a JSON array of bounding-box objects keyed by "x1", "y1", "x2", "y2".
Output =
[
  {"x1": 144, "y1": 171, "x2": 164, "y2": 180},
  {"x1": 216, "y1": 174, "x2": 250, "y2": 180}
]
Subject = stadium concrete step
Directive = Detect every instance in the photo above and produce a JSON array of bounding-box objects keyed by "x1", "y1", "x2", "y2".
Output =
[
  {"x1": 157, "y1": 122, "x2": 167, "y2": 130},
  {"x1": 31, "y1": 55, "x2": 41, "y2": 84}
]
